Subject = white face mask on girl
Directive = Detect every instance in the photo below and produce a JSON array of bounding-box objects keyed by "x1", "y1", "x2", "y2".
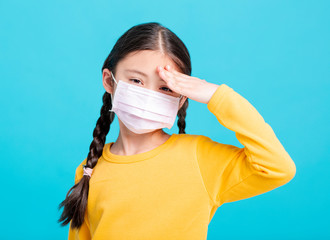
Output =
[{"x1": 109, "y1": 71, "x2": 183, "y2": 134}]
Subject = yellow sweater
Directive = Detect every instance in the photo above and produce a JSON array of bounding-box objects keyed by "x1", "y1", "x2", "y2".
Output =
[{"x1": 68, "y1": 83, "x2": 296, "y2": 240}]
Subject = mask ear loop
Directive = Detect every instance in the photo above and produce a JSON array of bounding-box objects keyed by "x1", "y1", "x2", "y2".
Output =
[
  {"x1": 177, "y1": 95, "x2": 184, "y2": 111},
  {"x1": 109, "y1": 71, "x2": 118, "y2": 112}
]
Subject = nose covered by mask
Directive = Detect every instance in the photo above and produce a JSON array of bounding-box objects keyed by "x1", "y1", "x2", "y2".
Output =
[{"x1": 109, "y1": 72, "x2": 183, "y2": 134}]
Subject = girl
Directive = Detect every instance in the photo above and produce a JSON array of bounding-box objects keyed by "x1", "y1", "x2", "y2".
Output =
[{"x1": 58, "y1": 22, "x2": 296, "y2": 240}]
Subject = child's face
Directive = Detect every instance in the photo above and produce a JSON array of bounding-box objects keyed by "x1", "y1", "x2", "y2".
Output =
[{"x1": 103, "y1": 50, "x2": 183, "y2": 99}]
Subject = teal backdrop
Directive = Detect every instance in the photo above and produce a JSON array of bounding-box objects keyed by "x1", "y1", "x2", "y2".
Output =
[{"x1": 1, "y1": 0, "x2": 329, "y2": 239}]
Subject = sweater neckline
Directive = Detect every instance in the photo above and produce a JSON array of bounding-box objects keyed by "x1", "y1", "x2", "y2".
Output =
[{"x1": 102, "y1": 133, "x2": 178, "y2": 163}]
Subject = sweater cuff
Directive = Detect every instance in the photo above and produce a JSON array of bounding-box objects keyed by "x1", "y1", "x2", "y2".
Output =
[{"x1": 207, "y1": 83, "x2": 233, "y2": 113}]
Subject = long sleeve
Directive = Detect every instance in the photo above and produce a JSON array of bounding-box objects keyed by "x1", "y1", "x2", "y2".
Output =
[
  {"x1": 68, "y1": 159, "x2": 91, "y2": 240},
  {"x1": 196, "y1": 84, "x2": 296, "y2": 207}
]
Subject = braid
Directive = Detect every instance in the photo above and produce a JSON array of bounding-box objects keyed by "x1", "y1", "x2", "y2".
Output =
[
  {"x1": 85, "y1": 92, "x2": 114, "y2": 170},
  {"x1": 58, "y1": 91, "x2": 115, "y2": 229},
  {"x1": 177, "y1": 98, "x2": 188, "y2": 134}
]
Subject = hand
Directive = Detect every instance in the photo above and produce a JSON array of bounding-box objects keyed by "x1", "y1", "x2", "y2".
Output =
[{"x1": 157, "y1": 65, "x2": 220, "y2": 104}]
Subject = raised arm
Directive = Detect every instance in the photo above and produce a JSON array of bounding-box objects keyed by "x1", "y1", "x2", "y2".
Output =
[{"x1": 196, "y1": 84, "x2": 296, "y2": 206}]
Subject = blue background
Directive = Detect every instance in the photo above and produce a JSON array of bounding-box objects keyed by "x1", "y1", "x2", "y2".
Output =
[{"x1": 1, "y1": 0, "x2": 329, "y2": 239}]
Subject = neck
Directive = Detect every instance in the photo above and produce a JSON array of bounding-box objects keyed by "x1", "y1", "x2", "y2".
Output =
[{"x1": 111, "y1": 121, "x2": 170, "y2": 156}]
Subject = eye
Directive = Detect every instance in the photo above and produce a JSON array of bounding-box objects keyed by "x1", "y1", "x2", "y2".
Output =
[
  {"x1": 161, "y1": 87, "x2": 173, "y2": 92},
  {"x1": 129, "y1": 79, "x2": 142, "y2": 84}
]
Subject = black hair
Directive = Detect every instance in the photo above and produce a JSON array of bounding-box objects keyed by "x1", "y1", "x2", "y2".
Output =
[{"x1": 58, "y1": 21, "x2": 191, "y2": 230}]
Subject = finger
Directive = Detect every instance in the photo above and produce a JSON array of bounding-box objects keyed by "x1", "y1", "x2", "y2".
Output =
[
  {"x1": 165, "y1": 65, "x2": 190, "y2": 79},
  {"x1": 162, "y1": 69, "x2": 188, "y2": 84},
  {"x1": 166, "y1": 78, "x2": 183, "y2": 94},
  {"x1": 158, "y1": 70, "x2": 180, "y2": 91},
  {"x1": 166, "y1": 75, "x2": 188, "y2": 95},
  {"x1": 161, "y1": 66, "x2": 189, "y2": 82},
  {"x1": 159, "y1": 67, "x2": 178, "y2": 83},
  {"x1": 158, "y1": 68, "x2": 169, "y2": 81}
]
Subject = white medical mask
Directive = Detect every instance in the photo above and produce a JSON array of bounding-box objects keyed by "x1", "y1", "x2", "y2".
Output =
[{"x1": 109, "y1": 72, "x2": 183, "y2": 134}]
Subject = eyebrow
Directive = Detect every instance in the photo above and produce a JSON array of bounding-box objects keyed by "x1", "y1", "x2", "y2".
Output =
[
  {"x1": 124, "y1": 69, "x2": 148, "y2": 77},
  {"x1": 124, "y1": 69, "x2": 166, "y2": 82}
]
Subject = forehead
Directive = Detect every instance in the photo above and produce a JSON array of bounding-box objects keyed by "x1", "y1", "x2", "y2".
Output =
[{"x1": 116, "y1": 50, "x2": 181, "y2": 75}]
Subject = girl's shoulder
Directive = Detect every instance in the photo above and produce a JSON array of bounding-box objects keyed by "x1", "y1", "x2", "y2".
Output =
[
  {"x1": 174, "y1": 133, "x2": 227, "y2": 149},
  {"x1": 176, "y1": 133, "x2": 223, "y2": 143}
]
